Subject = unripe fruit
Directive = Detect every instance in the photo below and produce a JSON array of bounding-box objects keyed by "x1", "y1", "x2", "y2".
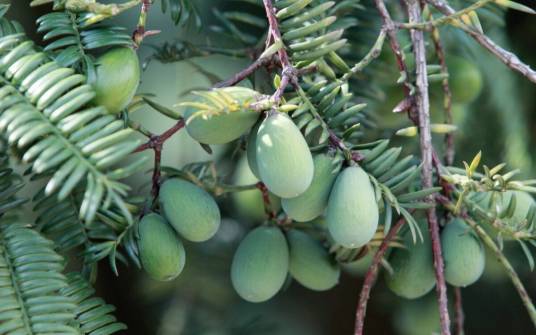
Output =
[
  {"x1": 184, "y1": 87, "x2": 261, "y2": 144},
  {"x1": 447, "y1": 57, "x2": 483, "y2": 104},
  {"x1": 232, "y1": 155, "x2": 281, "y2": 222},
  {"x1": 282, "y1": 154, "x2": 340, "y2": 222},
  {"x1": 159, "y1": 178, "x2": 221, "y2": 242},
  {"x1": 256, "y1": 112, "x2": 314, "y2": 198},
  {"x1": 287, "y1": 229, "x2": 340, "y2": 291},
  {"x1": 441, "y1": 219, "x2": 485, "y2": 287},
  {"x1": 503, "y1": 191, "x2": 535, "y2": 223},
  {"x1": 326, "y1": 166, "x2": 379, "y2": 248},
  {"x1": 385, "y1": 230, "x2": 436, "y2": 299},
  {"x1": 231, "y1": 226, "x2": 289, "y2": 302},
  {"x1": 93, "y1": 47, "x2": 140, "y2": 114},
  {"x1": 138, "y1": 213, "x2": 186, "y2": 281}
]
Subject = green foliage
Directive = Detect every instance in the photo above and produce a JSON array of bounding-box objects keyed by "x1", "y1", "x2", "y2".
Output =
[
  {"x1": 0, "y1": 34, "x2": 144, "y2": 223},
  {"x1": 61, "y1": 273, "x2": 127, "y2": 335},
  {"x1": 35, "y1": 11, "x2": 133, "y2": 69}
]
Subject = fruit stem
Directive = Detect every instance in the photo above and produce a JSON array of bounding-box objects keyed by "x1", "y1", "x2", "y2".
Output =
[
  {"x1": 135, "y1": 119, "x2": 185, "y2": 199},
  {"x1": 406, "y1": 0, "x2": 451, "y2": 333},
  {"x1": 354, "y1": 217, "x2": 406, "y2": 335},
  {"x1": 256, "y1": 181, "x2": 276, "y2": 219}
]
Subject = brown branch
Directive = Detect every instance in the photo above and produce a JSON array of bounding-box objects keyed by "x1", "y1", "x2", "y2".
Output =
[
  {"x1": 132, "y1": 0, "x2": 160, "y2": 48},
  {"x1": 373, "y1": 0, "x2": 418, "y2": 122},
  {"x1": 424, "y1": 6, "x2": 455, "y2": 165},
  {"x1": 135, "y1": 119, "x2": 185, "y2": 197},
  {"x1": 215, "y1": 56, "x2": 274, "y2": 88},
  {"x1": 354, "y1": 217, "x2": 406, "y2": 335},
  {"x1": 255, "y1": 181, "x2": 276, "y2": 219},
  {"x1": 262, "y1": 0, "x2": 298, "y2": 104},
  {"x1": 454, "y1": 287, "x2": 465, "y2": 335},
  {"x1": 406, "y1": 1, "x2": 451, "y2": 334},
  {"x1": 426, "y1": 0, "x2": 536, "y2": 84}
]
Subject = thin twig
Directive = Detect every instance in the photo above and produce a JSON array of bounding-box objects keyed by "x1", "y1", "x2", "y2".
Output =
[
  {"x1": 262, "y1": 0, "x2": 298, "y2": 104},
  {"x1": 454, "y1": 287, "x2": 465, "y2": 335},
  {"x1": 215, "y1": 56, "x2": 274, "y2": 88},
  {"x1": 424, "y1": 5, "x2": 454, "y2": 166},
  {"x1": 256, "y1": 181, "x2": 276, "y2": 219},
  {"x1": 341, "y1": 29, "x2": 387, "y2": 82},
  {"x1": 426, "y1": 0, "x2": 536, "y2": 84},
  {"x1": 135, "y1": 119, "x2": 186, "y2": 197},
  {"x1": 133, "y1": 0, "x2": 160, "y2": 48},
  {"x1": 406, "y1": 0, "x2": 451, "y2": 333},
  {"x1": 354, "y1": 217, "x2": 406, "y2": 335},
  {"x1": 397, "y1": 0, "x2": 493, "y2": 30}
]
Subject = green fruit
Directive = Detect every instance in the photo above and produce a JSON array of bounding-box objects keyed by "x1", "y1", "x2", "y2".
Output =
[
  {"x1": 138, "y1": 213, "x2": 186, "y2": 281},
  {"x1": 287, "y1": 229, "x2": 340, "y2": 291},
  {"x1": 256, "y1": 112, "x2": 314, "y2": 198},
  {"x1": 246, "y1": 121, "x2": 262, "y2": 178},
  {"x1": 184, "y1": 87, "x2": 261, "y2": 144},
  {"x1": 282, "y1": 154, "x2": 340, "y2": 222},
  {"x1": 231, "y1": 226, "x2": 289, "y2": 302},
  {"x1": 93, "y1": 47, "x2": 140, "y2": 114},
  {"x1": 159, "y1": 178, "x2": 221, "y2": 242},
  {"x1": 232, "y1": 155, "x2": 281, "y2": 222},
  {"x1": 326, "y1": 166, "x2": 379, "y2": 248},
  {"x1": 441, "y1": 219, "x2": 485, "y2": 287},
  {"x1": 448, "y1": 57, "x2": 483, "y2": 104},
  {"x1": 385, "y1": 229, "x2": 436, "y2": 299},
  {"x1": 503, "y1": 191, "x2": 535, "y2": 223}
]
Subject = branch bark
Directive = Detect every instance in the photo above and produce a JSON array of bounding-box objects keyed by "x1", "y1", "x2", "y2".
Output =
[
  {"x1": 354, "y1": 218, "x2": 406, "y2": 335},
  {"x1": 406, "y1": 1, "x2": 451, "y2": 334}
]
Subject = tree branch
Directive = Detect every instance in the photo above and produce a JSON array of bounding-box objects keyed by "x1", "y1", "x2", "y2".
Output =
[
  {"x1": 354, "y1": 217, "x2": 406, "y2": 335},
  {"x1": 454, "y1": 287, "x2": 465, "y2": 335},
  {"x1": 406, "y1": 1, "x2": 451, "y2": 334},
  {"x1": 427, "y1": 0, "x2": 536, "y2": 84},
  {"x1": 135, "y1": 119, "x2": 185, "y2": 198}
]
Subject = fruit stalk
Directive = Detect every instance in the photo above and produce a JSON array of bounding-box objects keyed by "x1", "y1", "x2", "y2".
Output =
[
  {"x1": 406, "y1": 0, "x2": 451, "y2": 334},
  {"x1": 354, "y1": 217, "x2": 406, "y2": 335},
  {"x1": 135, "y1": 119, "x2": 185, "y2": 198}
]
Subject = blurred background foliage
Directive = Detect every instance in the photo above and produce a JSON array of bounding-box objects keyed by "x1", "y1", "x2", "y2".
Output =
[{"x1": 7, "y1": 0, "x2": 536, "y2": 334}]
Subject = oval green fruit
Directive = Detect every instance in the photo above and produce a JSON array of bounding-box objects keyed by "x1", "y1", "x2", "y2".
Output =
[
  {"x1": 159, "y1": 178, "x2": 221, "y2": 242},
  {"x1": 232, "y1": 155, "x2": 281, "y2": 222},
  {"x1": 282, "y1": 154, "x2": 340, "y2": 222},
  {"x1": 326, "y1": 166, "x2": 379, "y2": 248},
  {"x1": 256, "y1": 112, "x2": 314, "y2": 198},
  {"x1": 448, "y1": 56, "x2": 482, "y2": 104},
  {"x1": 385, "y1": 229, "x2": 436, "y2": 299},
  {"x1": 184, "y1": 87, "x2": 261, "y2": 144},
  {"x1": 138, "y1": 213, "x2": 186, "y2": 281},
  {"x1": 93, "y1": 47, "x2": 140, "y2": 114},
  {"x1": 441, "y1": 219, "x2": 485, "y2": 287},
  {"x1": 231, "y1": 226, "x2": 289, "y2": 302},
  {"x1": 287, "y1": 229, "x2": 340, "y2": 291}
]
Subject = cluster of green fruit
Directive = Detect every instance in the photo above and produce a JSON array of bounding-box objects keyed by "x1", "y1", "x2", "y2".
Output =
[
  {"x1": 128, "y1": 87, "x2": 381, "y2": 301},
  {"x1": 137, "y1": 179, "x2": 221, "y2": 281},
  {"x1": 386, "y1": 219, "x2": 485, "y2": 299}
]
